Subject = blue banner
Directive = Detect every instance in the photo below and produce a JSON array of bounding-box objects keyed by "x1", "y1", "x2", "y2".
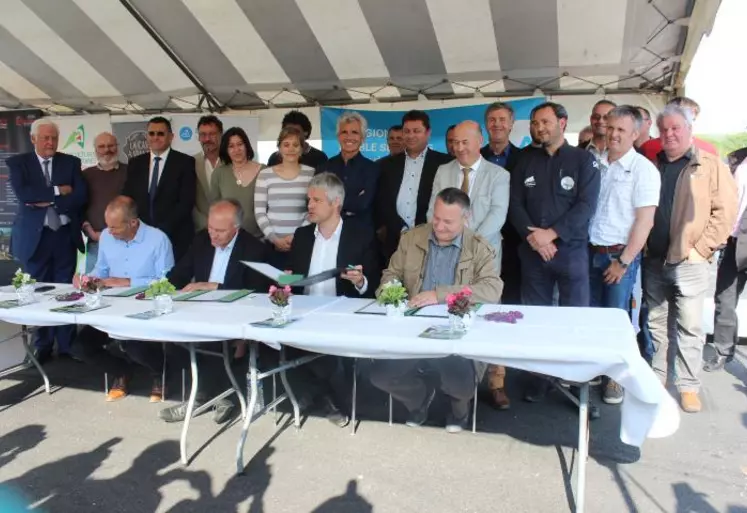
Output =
[{"x1": 321, "y1": 97, "x2": 545, "y2": 160}]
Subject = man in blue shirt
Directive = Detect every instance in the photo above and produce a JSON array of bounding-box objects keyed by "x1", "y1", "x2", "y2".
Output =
[
  {"x1": 318, "y1": 111, "x2": 380, "y2": 230},
  {"x1": 72, "y1": 196, "x2": 175, "y2": 402}
]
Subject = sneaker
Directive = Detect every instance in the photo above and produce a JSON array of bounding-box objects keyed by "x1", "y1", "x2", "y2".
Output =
[
  {"x1": 106, "y1": 376, "x2": 129, "y2": 402},
  {"x1": 158, "y1": 401, "x2": 203, "y2": 423},
  {"x1": 212, "y1": 399, "x2": 235, "y2": 424},
  {"x1": 680, "y1": 391, "x2": 702, "y2": 413},
  {"x1": 602, "y1": 379, "x2": 624, "y2": 405},
  {"x1": 490, "y1": 388, "x2": 511, "y2": 410},
  {"x1": 445, "y1": 413, "x2": 469, "y2": 434},
  {"x1": 150, "y1": 380, "x2": 165, "y2": 403},
  {"x1": 405, "y1": 387, "x2": 436, "y2": 428}
]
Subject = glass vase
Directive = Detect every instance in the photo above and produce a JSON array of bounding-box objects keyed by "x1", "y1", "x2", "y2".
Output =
[
  {"x1": 154, "y1": 294, "x2": 174, "y2": 315},
  {"x1": 385, "y1": 302, "x2": 407, "y2": 317},
  {"x1": 15, "y1": 284, "x2": 35, "y2": 305},
  {"x1": 449, "y1": 312, "x2": 474, "y2": 332},
  {"x1": 271, "y1": 299, "x2": 292, "y2": 325}
]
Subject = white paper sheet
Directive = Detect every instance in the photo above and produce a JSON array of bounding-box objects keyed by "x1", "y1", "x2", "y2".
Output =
[
  {"x1": 411, "y1": 304, "x2": 449, "y2": 317},
  {"x1": 240, "y1": 261, "x2": 283, "y2": 280}
]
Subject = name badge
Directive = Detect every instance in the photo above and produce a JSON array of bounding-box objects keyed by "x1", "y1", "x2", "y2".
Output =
[{"x1": 560, "y1": 176, "x2": 575, "y2": 190}]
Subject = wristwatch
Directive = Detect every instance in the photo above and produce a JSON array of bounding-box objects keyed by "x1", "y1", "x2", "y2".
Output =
[{"x1": 616, "y1": 256, "x2": 629, "y2": 269}]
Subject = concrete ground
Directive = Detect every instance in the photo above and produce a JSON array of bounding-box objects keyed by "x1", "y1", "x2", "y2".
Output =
[{"x1": 0, "y1": 346, "x2": 746, "y2": 513}]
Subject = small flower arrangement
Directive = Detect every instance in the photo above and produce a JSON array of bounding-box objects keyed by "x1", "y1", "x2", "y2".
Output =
[
  {"x1": 79, "y1": 275, "x2": 104, "y2": 293},
  {"x1": 11, "y1": 269, "x2": 35, "y2": 290},
  {"x1": 147, "y1": 277, "x2": 176, "y2": 297},
  {"x1": 376, "y1": 279, "x2": 408, "y2": 306},
  {"x1": 446, "y1": 287, "x2": 473, "y2": 317},
  {"x1": 269, "y1": 285, "x2": 292, "y2": 307}
]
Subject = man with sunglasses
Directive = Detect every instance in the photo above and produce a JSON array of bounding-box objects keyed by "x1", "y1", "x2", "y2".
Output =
[{"x1": 123, "y1": 116, "x2": 196, "y2": 261}]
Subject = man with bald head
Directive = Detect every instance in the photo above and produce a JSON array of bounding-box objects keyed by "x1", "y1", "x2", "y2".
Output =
[
  {"x1": 427, "y1": 122, "x2": 512, "y2": 410},
  {"x1": 82, "y1": 132, "x2": 128, "y2": 272},
  {"x1": 73, "y1": 195, "x2": 174, "y2": 403},
  {"x1": 428, "y1": 121, "x2": 510, "y2": 272},
  {"x1": 159, "y1": 198, "x2": 268, "y2": 424}
]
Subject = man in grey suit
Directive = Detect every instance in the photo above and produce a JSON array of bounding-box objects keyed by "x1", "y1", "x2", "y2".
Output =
[
  {"x1": 427, "y1": 121, "x2": 510, "y2": 274},
  {"x1": 193, "y1": 115, "x2": 223, "y2": 232}
]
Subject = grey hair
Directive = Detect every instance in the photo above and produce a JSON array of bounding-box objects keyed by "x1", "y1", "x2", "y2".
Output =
[
  {"x1": 607, "y1": 105, "x2": 643, "y2": 132},
  {"x1": 336, "y1": 111, "x2": 368, "y2": 141},
  {"x1": 436, "y1": 187, "x2": 471, "y2": 216},
  {"x1": 657, "y1": 104, "x2": 694, "y2": 130},
  {"x1": 309, "y1": 172, "x2": 346, "y2": 205},
  {"x1": 210, "y1": 198, "x2": 243, "y2": 228},
  {"x1": 30, "y1": 118, "x2": 59, "y2": 137}
]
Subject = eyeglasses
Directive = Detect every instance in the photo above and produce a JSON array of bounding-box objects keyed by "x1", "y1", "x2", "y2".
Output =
[{"x1": 148, "y1": 131, "x2": 167, "y2": 137}]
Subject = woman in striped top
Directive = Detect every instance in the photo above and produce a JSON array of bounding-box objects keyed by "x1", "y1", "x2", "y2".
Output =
[{"x1": 254, "y1": 126, "x2": 315, "y2": 267}]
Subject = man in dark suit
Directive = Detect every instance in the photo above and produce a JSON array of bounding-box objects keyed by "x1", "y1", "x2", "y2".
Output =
[
  {"x1": 159, "y1": 198, "x2": 269, "y2": 424},
  {"x1": 375, "y1": 110, "x2": 451, "y2": 264},
  {"x1": 7, "y1": 119, "x2": 87, "y2": 362},
  {"x1": 286, "y1": 172, "x2": 379, "y2": 427},
  {"x1": 122, "y1": 116, "x2": 196, "y2": 261}
]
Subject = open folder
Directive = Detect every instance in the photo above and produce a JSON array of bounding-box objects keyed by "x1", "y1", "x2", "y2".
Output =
[{"x1": 241, "y1": 261, "x2": 345, "y2": 288}]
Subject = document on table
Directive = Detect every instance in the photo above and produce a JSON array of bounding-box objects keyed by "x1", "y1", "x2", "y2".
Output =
[
  {"x1": 182, "y1": 289, "x2": 253, "y2": 302},
  {"x1": 101, "y1": 286, "x2": 148, "y2": 297}
]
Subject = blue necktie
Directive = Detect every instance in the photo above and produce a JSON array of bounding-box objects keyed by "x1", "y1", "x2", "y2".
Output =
[{"x1": 149, "y1": 156, "x2": 161, "y2": 212}]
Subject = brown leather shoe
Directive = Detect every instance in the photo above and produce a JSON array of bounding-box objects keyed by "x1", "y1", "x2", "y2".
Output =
[
  {"x1": 680, "y1": 391, "x2": 701, "y2": 413},
  {"x1": 106, "y1": 376, "x2": 129, "y2": 402},
  {"x1": 150, "y1": 380, "x2": 165, "y2": 403},
  {"x1": 490, "y1": 388, "x2": 511, "y2": 410}
]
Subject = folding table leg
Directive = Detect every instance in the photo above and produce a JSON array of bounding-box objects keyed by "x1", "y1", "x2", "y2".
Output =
[
  {"x1": 223, "y1": 340, "x2": 247, "y2": 419},
  {"x1": 236, "y1": 342, "x2": 259, "y2": 474},
  {"x1": 472, "y1": 383, "x2": 478, "y2": 434},
  {"x1": 179, "y1": 344, "x2": 199, "y2": 466},
  {"x1": 278, "y1": 346, "x2": 301, "y2": 428},
  {"x1": 350, "y1": 358, "x2": 358, "y2": 436},
  {"x1": 161, "y1": 342, "x2": 166, "y2": 402},
  {"x1": 575, "y1": 382, "x2": 590, "y2": 513},
  {"x1": 388, "y1": 394, "x2": 393, "y2": 426},
  {"x1": 21, "y1": 326, "x2": 50, "y2": 394}
]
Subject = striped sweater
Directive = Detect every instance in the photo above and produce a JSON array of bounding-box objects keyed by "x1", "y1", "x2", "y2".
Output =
[{"x1": 254, "y1": 165, "x2": 314, "y2": 241}]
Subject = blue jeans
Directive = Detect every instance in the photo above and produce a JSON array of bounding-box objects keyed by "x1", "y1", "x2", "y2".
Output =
[{"x1": 588, "y1": 251, "x2": 641, "y2": 312}]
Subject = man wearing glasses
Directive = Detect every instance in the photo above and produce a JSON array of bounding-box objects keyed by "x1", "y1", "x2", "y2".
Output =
[{"x1": 123, "y1": 116, "x2": 197, "y2": 261}]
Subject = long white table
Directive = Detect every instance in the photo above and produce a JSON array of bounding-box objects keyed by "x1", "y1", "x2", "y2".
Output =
[{"x1": 0, "y1": 287, "x2": 680, "y2": 513}]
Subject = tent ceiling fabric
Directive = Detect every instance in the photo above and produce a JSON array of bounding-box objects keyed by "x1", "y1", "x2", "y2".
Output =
[{"x1": 0, "y1": 0, "x2": 714, "y2": 113}]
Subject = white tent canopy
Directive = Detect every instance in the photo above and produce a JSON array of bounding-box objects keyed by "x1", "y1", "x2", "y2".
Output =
[{"x1": 0, "y1": 0, "x2": 721, "y2": 115}]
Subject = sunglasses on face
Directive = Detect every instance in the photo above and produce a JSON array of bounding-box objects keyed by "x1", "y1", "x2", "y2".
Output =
[{"x1": 148, "y1": 131, "x2": 167, "y2": 137}]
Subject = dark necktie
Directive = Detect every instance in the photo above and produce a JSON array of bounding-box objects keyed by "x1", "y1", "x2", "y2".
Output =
[
  {"x1": 149, "y1": 156, "x2": 161, "y2": 212},
  {"x1": 43, "y1": 159, "x2": 62, "y2": 231}
]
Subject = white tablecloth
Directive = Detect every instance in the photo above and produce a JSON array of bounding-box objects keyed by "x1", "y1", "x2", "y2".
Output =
[{"x1": 0, "y1": 288, "x2": 680, "y2": 447}]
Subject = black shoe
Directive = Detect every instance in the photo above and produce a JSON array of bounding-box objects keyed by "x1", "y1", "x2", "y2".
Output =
[
  {"x1": 703, "y1": 355, "x2": 729, "y2": 372},
  {"x1": 445, "y1": 412, "x2": 469, "y2": 434},
  {"x1": 405, "y1": 387, "x2": 436, "y2": 428},
  {"x1": 26, "y1": 347, "x2": 53, "y2": 366},
  {"x1": 158, "y1": 401, "x2": 204, "y2": 423},
  {"x1": 56, "y1": 352, "x2": 83, "y2": 363},
  {"x1": 524, "y1": 378, "x2": 550, "y2": 403},
  {"x1": 212, "y1": 399, "x2": 235, "y2": 424},
  {"x1": 321, "y1": 396, "x2": 349, "y2": 428}
]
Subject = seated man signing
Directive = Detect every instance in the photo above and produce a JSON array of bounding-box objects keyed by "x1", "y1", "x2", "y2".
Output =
[
  {"x1": 285, "y1": 172, "x2": 379, "y2": 427},
  {"x1": 158, "y1": 198, "x2": 269, "y2": 424},
  {"x1": 73, "y1": 196, "x2": 174, "y2": 402},
  {"x1": 369, "y1": 187, "x2": 502, "y2": 433}
]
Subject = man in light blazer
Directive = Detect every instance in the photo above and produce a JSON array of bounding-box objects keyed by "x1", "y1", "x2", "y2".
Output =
[
  {"x1": 193, "y1": 115, "x2": 223, "y2": 232},
  {"x1": 427, "y1": 121, "x2": 510, "y2": 273}
]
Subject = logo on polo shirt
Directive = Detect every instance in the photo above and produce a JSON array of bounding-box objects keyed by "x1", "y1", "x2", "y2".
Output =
[{"x1": 524, "y1": 176, "x2": 536, "y2": 188}]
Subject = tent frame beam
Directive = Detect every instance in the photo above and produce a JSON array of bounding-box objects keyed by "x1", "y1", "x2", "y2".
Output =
[{"x1": 118, "y1": 0, "x2": 223, "y2": 112}]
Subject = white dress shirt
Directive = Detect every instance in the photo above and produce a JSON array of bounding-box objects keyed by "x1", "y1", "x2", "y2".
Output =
[
  {"x1": 306, "y1": 219, "x2": 367, "y2": 296},
  {"x1": 396, "y1": 148, "x2": 428, "y2": 230},
  {"x1": 589, "y1": 147, "x2": 661, "y2": 246},
  {"x1": 36, "y1": 153, "x2": 70, "y2": 226},
  {"x1": 149, "y1": 147, "x2": 171, "y2": 187},
  {"x1": 203, "y1": 154, "x2": 220, "y2": 190},
  {"x1": 208, "y1": 231, "x2": 238, "y2": 284},
  {"x1": 454, "y1": 156, "x2": 482, "y2": 198}
]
